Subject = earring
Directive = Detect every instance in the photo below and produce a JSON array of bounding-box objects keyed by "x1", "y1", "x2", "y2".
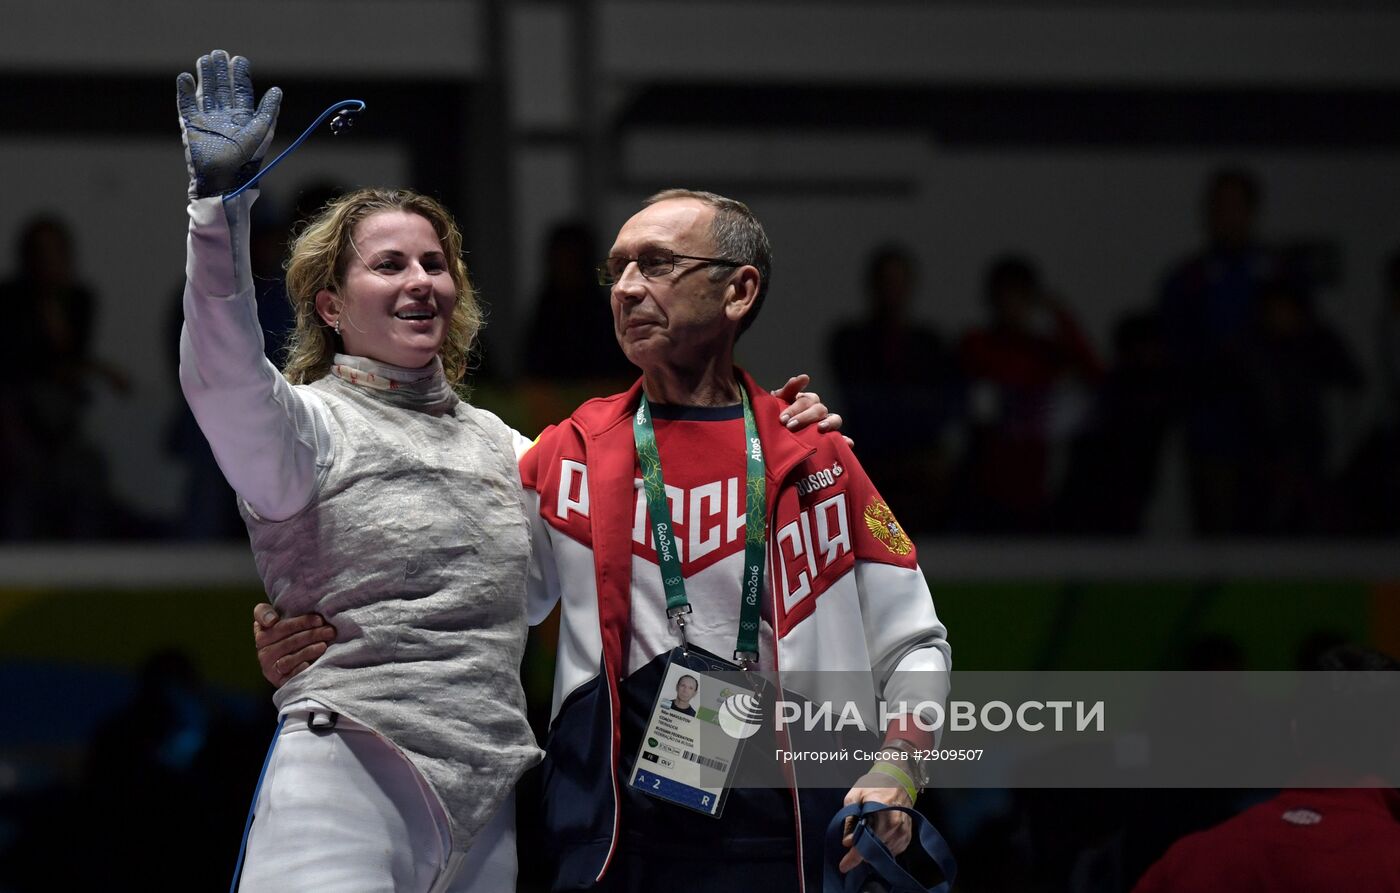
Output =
[{"x1": 334, "y1": 319, "x2": 341, "y2": 336}]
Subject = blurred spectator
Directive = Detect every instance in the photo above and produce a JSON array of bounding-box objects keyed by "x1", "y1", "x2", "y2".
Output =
[
  {"x1": 1158, "y1": 167, "x2": 1289, "y2": 537},
  {"x1": 83, "y1": 650, "x2": 270, "y2": 884},
  {"x1": 165, "y1": 194, "x2": 301, "y2": 540},
  {"x1": 522, "y1": 220, "x2": 634, "y2": 382},
  {"x1": 827, "y1": 243, "x2": 961, "y2": 533},
  {"x1": 958, "y1": 254, "x2": 1102, "y2": 533},
  {"x1": 0, "y1": 650, "x2": 271, "y2": 888},
  {"x1": 1341, "y1": 247, "x2": 1400, "y2": 533},
  {"x1": 1131, "y1": 645, "x2": 1400, "y2": 892},
  {"x1": 1057, "y1": 312, "x2": 1177, "y2": 535},
  {"x1": 513, "y1": 220, "x2": 636, "y2": 436},
  {"x1": 1241, "y1": 279, "x2": 1362, "y2": 534},
  {"x1": 0, "y1": 215, "x2": 132, "y2": 539},
  {"x1": 85, "y1": 650, "x2": 216, "y2": 788}
]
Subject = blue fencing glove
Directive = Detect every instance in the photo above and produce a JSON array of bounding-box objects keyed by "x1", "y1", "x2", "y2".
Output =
[{"x1": 177, "y1": 50, "x2": 282, "y2": 199}]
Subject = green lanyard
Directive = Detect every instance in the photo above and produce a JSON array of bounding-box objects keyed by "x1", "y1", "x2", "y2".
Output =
[{"x1": 633, "y1": 387, "x2": 767, "y2": 665}]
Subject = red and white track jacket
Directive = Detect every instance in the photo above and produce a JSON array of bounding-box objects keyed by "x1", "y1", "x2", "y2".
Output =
[{"x1": 520, "y1": 370, "x2": 950, "y2": 891}]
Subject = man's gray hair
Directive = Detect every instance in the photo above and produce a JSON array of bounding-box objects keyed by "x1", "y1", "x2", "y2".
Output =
[{"x1": 645, "y1": 188, "x2": 771, "y2": 336}]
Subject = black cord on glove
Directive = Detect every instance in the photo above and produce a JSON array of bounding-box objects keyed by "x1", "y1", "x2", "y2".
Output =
[
  {"x1": 223, "y1": 100, "x2": 366, "y2": 202},
  {"x1": 177, "y1": 49, "x2": 366, "y2": 202}
]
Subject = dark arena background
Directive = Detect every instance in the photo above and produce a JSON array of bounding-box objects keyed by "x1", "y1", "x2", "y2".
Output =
[{"x1": 2, "y1": 2, "x2": 1399, "y2": 890}]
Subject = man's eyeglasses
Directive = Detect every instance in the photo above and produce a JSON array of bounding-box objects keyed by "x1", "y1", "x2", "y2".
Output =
[{"x1": 596, "y1": 249, "x2": 742, "y2": 286}]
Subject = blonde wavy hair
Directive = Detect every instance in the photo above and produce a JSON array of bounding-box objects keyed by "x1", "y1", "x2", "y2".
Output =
[{"x1": 281, "y1": 188, "x2": 483, "y2": 386}]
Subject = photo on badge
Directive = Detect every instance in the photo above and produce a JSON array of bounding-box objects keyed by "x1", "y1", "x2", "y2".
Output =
[{"x1": 627, "y1": 645, "x2": 764, "y2": 818}]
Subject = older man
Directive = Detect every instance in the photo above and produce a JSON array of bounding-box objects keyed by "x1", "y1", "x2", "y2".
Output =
[
  {"x1": 258, "y1": 189, "x2": 950, "y2": 892},
  {"x1": 517, "y1": 189, "x2": 948, "y2": 891}
]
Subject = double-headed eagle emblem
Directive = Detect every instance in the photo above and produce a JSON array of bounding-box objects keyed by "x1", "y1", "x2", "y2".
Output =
[{"x1": 864, "y1": 499, "x2": 913, "y2": 556}]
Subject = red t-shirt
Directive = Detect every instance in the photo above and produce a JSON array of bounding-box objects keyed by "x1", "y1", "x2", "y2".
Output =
[{"x1": 1132, "y1": 788, "x2": 1400, "y2": 893}]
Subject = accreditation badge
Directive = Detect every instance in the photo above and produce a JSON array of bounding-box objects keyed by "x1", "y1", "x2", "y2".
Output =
[{"x1": 628, "y1": 645, "x2": 765, "y2": 818}]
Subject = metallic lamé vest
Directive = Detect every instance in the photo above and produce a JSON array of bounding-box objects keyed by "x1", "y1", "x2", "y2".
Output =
[{"x1": 241, "y1": 370, "x2": 540, "y2": 853}]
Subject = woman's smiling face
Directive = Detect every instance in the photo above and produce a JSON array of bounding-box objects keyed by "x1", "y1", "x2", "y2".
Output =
[{"x1": 317, "y1": 210, "x2": 458, "y2": 369}]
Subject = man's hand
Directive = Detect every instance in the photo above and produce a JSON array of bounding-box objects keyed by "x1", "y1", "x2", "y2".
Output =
[
  {"x1": 253, "y1": 603, "x2": 335, "y2": 687},
  {"x1": 177, "y1": 50, "x2": 282, "y2": 199},
  {"x1": 838, "y1": 768, "x2": 915, "y2": 874},
  {"x1": 771, "y1": 374, "x2": 852, "y2": 446}
]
